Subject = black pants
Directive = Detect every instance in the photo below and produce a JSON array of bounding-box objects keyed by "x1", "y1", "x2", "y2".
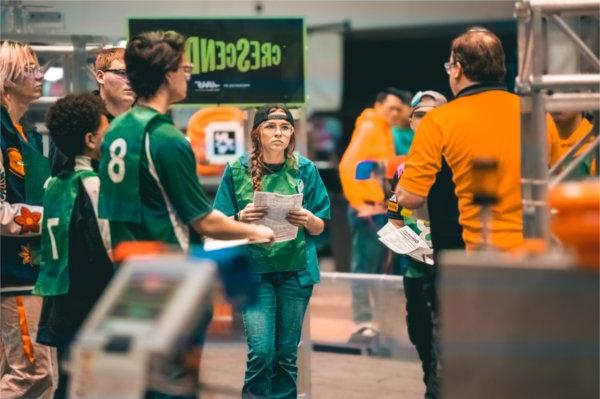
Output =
[
  {"x1": 53, "y1": 347, "x2": 69, "y2": 399},
  {"x1": 404, "y1": 274, "x2": 440, "y2": 399}
]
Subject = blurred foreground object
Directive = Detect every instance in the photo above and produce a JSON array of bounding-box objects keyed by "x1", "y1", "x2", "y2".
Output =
[
  {"x1": 68, "y1": 254, "x2": 216, "y2": 398},
  {"x1": 440, "y1": 250, "x2": 599, "y2": 399},
  {"x1": 471, "y1": 157, "x2": 499, "y2": 250},
  {"x1": 548, "y1": 179, "x2": 600, "y2": 269}
]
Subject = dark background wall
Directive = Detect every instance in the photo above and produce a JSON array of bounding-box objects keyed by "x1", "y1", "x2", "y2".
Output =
[
  {"x1": 339, "y1": 20, "x2": 518, "y2": 151},
  {"x1": 325, "y1": 21, "x2": 517, "y2": 271}
]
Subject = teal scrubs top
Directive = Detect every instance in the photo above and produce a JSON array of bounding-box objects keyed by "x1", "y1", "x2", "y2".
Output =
[
  {"x1": 392, "y1": 127, "x2": 414, "y2": 156},
  {"x1": 213, "y1": 153, "x2": 331, "y2": 287}
]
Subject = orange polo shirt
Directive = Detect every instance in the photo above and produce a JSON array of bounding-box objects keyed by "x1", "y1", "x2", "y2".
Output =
[
  {"x1": 339, "y1": 108, "x2": 396, "y2": 211},
  {"x1": 548, "y1": 117, "x2": 595, "y2": 169},
  {"x1": 399, "y1": 88, "x2": 556, "y2": 251}
]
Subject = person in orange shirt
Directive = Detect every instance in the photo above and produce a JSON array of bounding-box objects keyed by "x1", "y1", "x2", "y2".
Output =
[
  {"x1": 395, "y1": 28, "x2": 557, "y2": 252},
  {"x1": 338, "y1": 88, "x2": 411, "y2": 340},
  {"x1": 549, "y1": 111, "x2": 596, "y2": 177}
]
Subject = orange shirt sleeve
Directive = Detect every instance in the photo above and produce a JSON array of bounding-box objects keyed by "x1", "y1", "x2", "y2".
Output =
[
  {"x1": 399, "y1": 114, "x2": 443, "y2": 197},
  {"x1": 339, "y1": 122, "x2": 385, "y2": 207}
]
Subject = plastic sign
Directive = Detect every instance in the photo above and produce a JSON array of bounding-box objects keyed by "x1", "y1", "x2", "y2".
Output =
[
  {"x1": 128, "y1": 18, "x2": 306, "y2": 106},
  {"x1": 205, "y1": 121, "x2": 245, "y2": 164},
  {"x1": 355, "y1": 160, "x2": 378, "y2": 180}
]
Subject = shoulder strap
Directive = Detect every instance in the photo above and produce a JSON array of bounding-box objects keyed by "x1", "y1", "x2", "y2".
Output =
[{"x1": 144, "y1": 132, "x2": 190, "y2": 251}]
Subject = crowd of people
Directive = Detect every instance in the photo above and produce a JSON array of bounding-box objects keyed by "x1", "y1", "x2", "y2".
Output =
[{"x1": 0, "y1": 25, "x2": 595, "y2": 399}]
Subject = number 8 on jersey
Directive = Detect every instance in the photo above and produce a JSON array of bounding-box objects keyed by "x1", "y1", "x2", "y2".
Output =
[{"x1": 108, "y1": 138, "x2": 127, "y2": 183}]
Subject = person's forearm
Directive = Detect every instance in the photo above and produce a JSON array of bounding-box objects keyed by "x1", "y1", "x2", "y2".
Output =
[
  {"x1": 193, "y1": 210, "x2": 257, "y2": 240},
  {"x1": 0, "y1": 201, "x2": 43, "y2": 237},
  {"x1": 395, "y1": 186, "x2": 426, "y2": 209},
  {"x1": 305, "y1": 214, "x2": 325, "y2": 236}
]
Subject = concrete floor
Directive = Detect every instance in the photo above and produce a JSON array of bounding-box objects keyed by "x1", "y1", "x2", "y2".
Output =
[
  {"x1": 200, "y1": 263, "x2": 425, "y2": 398},
  {"x1": 201, "y1": 342, "x2": 424, "y2": 399}
]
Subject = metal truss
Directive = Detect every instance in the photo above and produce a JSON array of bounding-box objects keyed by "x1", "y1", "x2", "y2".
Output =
[{"x1": 515, "y1": 0, "x2": 600, "y2": 240}]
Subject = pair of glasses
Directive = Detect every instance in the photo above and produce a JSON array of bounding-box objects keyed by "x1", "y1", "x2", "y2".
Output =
[
  {"x1": 410, "y1": 111, "x2": 428, "y2": 120},
  {"x1": 444, "y1": 61, "x2": 457, "y2": 75},
  {"x1": 262, "y1": 122, "x2": 294, "y2": 135},
  {"x1": 178, "y1": 64, "x2": 194, "y2": 75},
  {"x1": 103, "y1": 69, "x2": 127, "y2": 78},
  {"x1": 23, "y1": 64, "x2": 44, "y2": 76}
]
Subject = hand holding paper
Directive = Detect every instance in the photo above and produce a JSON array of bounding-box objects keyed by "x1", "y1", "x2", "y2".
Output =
[
  {"x1": 239, "y1": 203, "x2": 268, "y2": 222},
  {"x1": 377, "y1": 222, "x2": 434, "y2": 265},
  {"x1": 286, "y1": 208, "x2": 312, "y2": 227},
  {"x1": 252, "y1": 191, "x2": 304, "y2": 242}
]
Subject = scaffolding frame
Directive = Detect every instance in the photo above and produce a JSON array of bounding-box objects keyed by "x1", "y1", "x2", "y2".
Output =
[{"x1": 515, "y1": 0, "x2": 600, "y2": 241}]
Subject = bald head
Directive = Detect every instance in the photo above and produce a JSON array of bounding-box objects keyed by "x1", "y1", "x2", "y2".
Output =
[{"x1": 450, "y1": 28, "x2": 506, "y2": 83}]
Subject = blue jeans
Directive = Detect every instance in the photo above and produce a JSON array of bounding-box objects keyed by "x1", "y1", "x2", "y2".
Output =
[
  {"x1": 242, "y1": 272, "x2": 313, "y2": 399},
  {"x1": 347, "y1": 209, "x2": 388, "y2": 323}
]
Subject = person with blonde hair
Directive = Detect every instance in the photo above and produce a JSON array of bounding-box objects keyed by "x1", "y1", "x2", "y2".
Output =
[
  {"x1": 0, "y1": 40, "x2": 57, "y2": 399},
  {"x1": 214, "y1": 104, "x2": 330, "y2": 398}
]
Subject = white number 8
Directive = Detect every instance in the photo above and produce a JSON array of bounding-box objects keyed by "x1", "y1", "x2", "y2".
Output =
[{"x1": 108, "y1": 138, "x2": 127, "y2": 183}]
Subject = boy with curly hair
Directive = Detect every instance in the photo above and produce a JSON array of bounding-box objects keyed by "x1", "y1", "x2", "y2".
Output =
[{"x1": 33, "y1": 93, "x2": 113, "y2": 398}]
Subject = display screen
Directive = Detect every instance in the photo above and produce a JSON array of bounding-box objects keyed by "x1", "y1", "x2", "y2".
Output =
[
  {"x1": 103, "y1": 272, "x2": 180, "y2": 324},
  {"x1": 129, "y1": 18, "x2": 306, "y2": 106}
]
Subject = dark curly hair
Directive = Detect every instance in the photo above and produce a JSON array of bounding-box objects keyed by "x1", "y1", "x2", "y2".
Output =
[
  {"x1": 46, "y1": 93, "x2": 107, "y2": 158},
  {"x1": 125, "y1": 31, "x2": 186, "y2": 99}
]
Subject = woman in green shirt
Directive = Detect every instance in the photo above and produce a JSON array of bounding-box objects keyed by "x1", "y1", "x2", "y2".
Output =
[{"x1": 214, "y1": 104, "x2": 330, "y2": 398}]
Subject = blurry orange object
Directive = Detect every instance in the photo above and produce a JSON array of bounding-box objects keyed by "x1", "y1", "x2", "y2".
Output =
[
  {"x1": 208, "y1": 301, "x2": 234, "y2": 336},
  {"x1": 112, "y1": 241, "x2": 169, "y2": 263},
  {"x1": 385, "y1": 155, "x2": 406, "y2": 179},
  {"x1": 187, "y1": 107, "x2": 245, "y2": 176},
  {"x1": 548, "y1": 180, "x2": 600, "y2": 269}
]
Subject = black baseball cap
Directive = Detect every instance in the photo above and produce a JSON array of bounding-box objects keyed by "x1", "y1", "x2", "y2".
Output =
[{"x1": 252, "y1": 104, "x2": 295, "y2": 130}]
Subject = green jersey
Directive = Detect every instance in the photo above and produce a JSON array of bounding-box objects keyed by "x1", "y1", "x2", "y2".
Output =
[
  {"x1": 214, "y1": 153, "x2": 331, "y2": 286},
  {"x1": 99, "y1": 106, "x2": 212, "y2": 251}
]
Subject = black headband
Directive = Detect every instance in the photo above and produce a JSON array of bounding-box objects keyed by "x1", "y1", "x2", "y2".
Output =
[{"x1": 252, "y1": 104, "x2": 295, "y2": 129}]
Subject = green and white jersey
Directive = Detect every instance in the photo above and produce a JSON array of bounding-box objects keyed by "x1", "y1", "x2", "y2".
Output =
[{"x1": 100, "y1": 106, "x2": 212, "y2": 251}]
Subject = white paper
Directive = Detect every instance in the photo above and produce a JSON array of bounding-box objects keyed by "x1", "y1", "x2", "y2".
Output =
[
  {"x1": 376, "y1": 222, "x2": 435, "y2": 265},
  {"x1": 253, "y1": 191, "x2": 303, "y2": 243},
  {"x1": 377, "y1": 221, "x2": 399, "y2": 238},
  {"x1": 204, "y1": 238, "x2": 252, "y2": 251},
  {"x1": 397, "y1": 226, "x2": 430, "y2": 250}
]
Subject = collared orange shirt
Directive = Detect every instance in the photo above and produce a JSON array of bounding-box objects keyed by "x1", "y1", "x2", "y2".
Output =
[
  {"x1": 548, "y1": 117, "x2": 594, "y2": 168},
  {"x1": 400, "y1": 90, "x2": 557, "y2": 251}
]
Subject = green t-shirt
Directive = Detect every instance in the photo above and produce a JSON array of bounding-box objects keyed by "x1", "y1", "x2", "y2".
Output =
[
  {"x1": 213, "y1": 153, "x2": 331, "y2": 286},
  {"x1": 106, "y1": 109, "x2": 212, "y2": 250}
]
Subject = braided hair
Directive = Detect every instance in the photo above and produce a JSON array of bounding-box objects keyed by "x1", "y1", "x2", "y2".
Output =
[{"x1": 249, "y1": 106, "x2": 296, "y2": 191}]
